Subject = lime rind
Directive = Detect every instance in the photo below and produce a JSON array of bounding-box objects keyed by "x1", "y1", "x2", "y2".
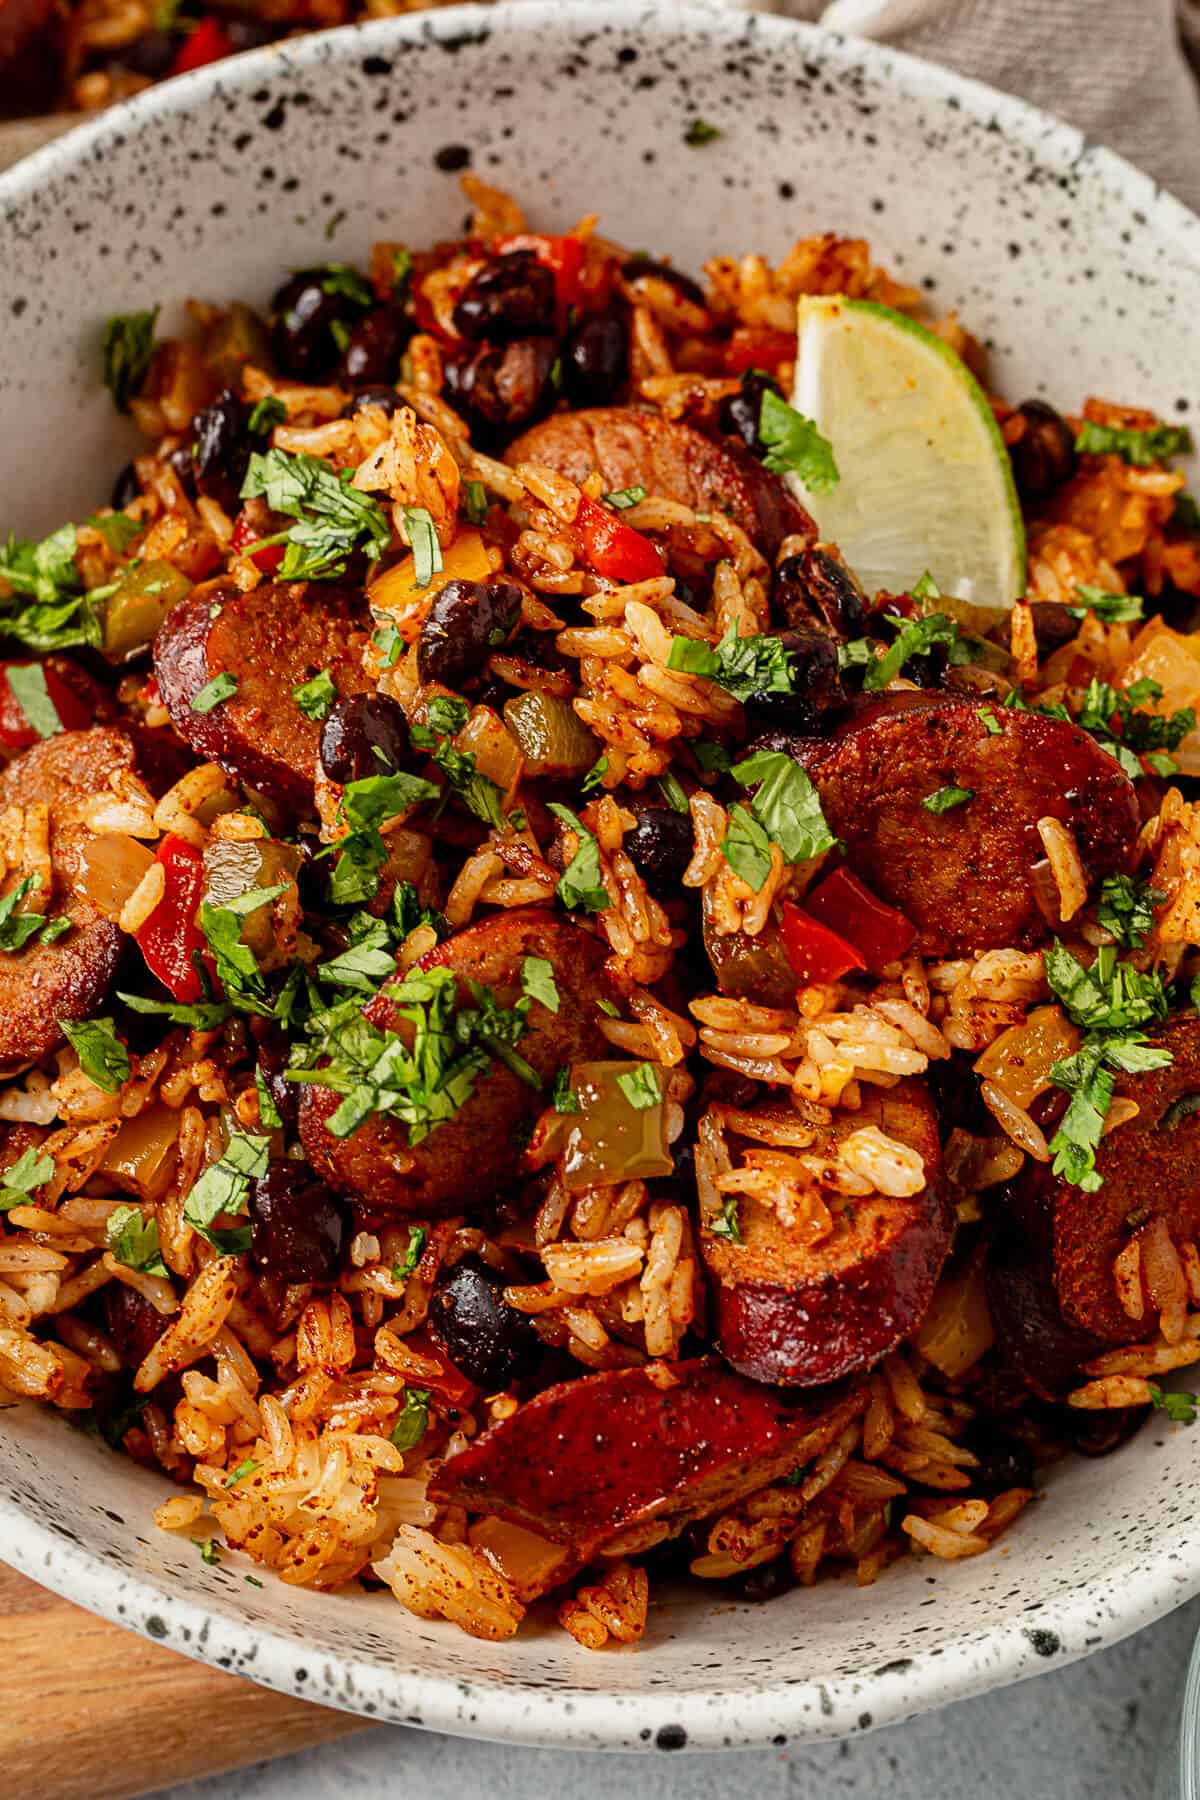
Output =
[{"x1": 788, "y1": 295, "x2": 1026, "y2": 613}]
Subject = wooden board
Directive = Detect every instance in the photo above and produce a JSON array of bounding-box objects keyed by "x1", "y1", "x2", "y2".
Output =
[{"x1": 0, "y1": 1563, "x2": 367, "y2": 1799}]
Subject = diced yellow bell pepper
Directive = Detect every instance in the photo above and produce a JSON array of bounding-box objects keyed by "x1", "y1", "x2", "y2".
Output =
[{"x1": 368, "y1": 527, "x2": 496, "y2": 643}]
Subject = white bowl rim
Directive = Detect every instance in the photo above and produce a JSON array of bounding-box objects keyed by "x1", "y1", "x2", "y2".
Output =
[{"x1": 2, "y1": 0, "x2": 1200, "y2": 1750}]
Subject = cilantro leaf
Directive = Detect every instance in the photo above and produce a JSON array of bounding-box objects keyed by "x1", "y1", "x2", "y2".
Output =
[
  {"x1": 318, "y1": 916, "x2": 397, "y2": 993},
  {"x1": 683, "y1": 117, "x2": 722, "y2": 147},
  {"x1": 709, "y1": 1195, "x2": 742, "y2": 1243},
  {"x1": 546, "y1": 803, "x2": 610, "y2": 913},
  {"x1": 316, "y1": 263, "x2": 374, "y2": 309},
  {"x1": 604, "y1": 485, "x2": 648, "y2": 509},
  {"x1": 87, "y1": 511, "x2": 141, "y2": 555},
  {"x1": 224, "y1": 1456, "x2": 260, "y2": 1487},
  {"x1": 912, "y1": 571, "x2": 942, "y2": 604},
  {"x1": 1148, "y1": 1383, "x2": 1198, "y2": 1424},
  {"x1": 241, "y1": 449, "x2": 390, "y2": 581},
  {"x1": 5, "y1": 664, "x2": 62, "y2": 739},
  {"x1": 581, "y1": 754, "x2": 609, "y2": 793},
  {"x1": 0, "y1": 875, "x2": 52, "y2": 952},
  {"x1": 758, "y1": 390, "x2": 839, "y2": 493},
  {"x1": 393, "y1": 1225, "x2": 426, "y2": 1284},
  {"x1": 720, "y1": 802, "x2": 773, "y2": 892},
  {"x1": 730, "y1": 750, "x2": 838, "y2": 870},
  {"x1": 118, "y1": 989, "x2": 233, "y2": 1030},
  {"x1": 1068, "y1": 586, "x2": 1144, "y2": 624},
  {"x1": 657, "y1": 771, "x2": 689, "y2": 815},
  {"x1": 693, "y1": 741, "x2": 733, "y2": 774},
  {"x1": 292, "y1": 669, "x2": 336, "y2": 721},
  {"x1": 980, "y1": 707, "x2": 1003, "y2": 736},
  {"x1": 0, "y1": 1146, "x2": 53, "y2": 1213},
  {"x1": 391, "y1": 1386, "x2": 431, "y2": 1451},
  {"x1": 198, "y1": 884, "x2": 288, "y2": 1012},
  {"x1": 616, "y1": 1064, "x2": 662, "y2": 1110},
  {"x1": 326, "y1": 770, "x2": 441, "y2": 905},
  {"x1": 667, "y1": 622, "x2": 796, "y2": 703},
  {"x1": 853, "y1": 612, "x2": 967, "y2": 692},
  {"x1": 0, "y1": 523, "x2": 104, "y2": 653},
  {"x1": 551, "y1": 1065, "x2": 581, "y2": 1113},
  {"x1": 463, "y1": 480, "x2": 489, "y2": 526},
  {"x1": 922, "y1": 784, "x2": 974, "y2": 814},
  {"x1": 62, "y1": 1017, "x2": 130, "y2": 1094},
  {"x1": 105, "y1": 1203, "x2": 168, "y2": 1277},
  {"x1": 521, "y1": 956, "x2": 560, "y2": 1014},
  {"x1": 1095, "y1": 874, "x2": 1165, "y2": 949},
  {"x1": 102, "y1": 308, "x2": 159, "y2": 413},
  {"x1": 391, "y1": 248, "x2": 413, "y2": 302},
  {"x1": 190, "y1": 672, "x2": 238, "y2": 714},
  {"x1": 254, "y1": 1065, "x2": 283, "y2": 1130},
  {"x1": 401, "y1": 505, "x2": 443, "y2": 589},
  {"x1": 1075, "y1": 420, "x2": 1193, "y2": 467},
  {"x1": 183, "y1": 1131, "x2": 269, "y2": 1251},
  {"x1": 248, "y1": 395, "x2": 287, "y2": 436}
]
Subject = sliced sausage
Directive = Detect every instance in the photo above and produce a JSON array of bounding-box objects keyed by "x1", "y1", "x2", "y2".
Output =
[
  {"x1": 700, "y1": 1082, "x2": 950, "y2": 1386},
  {"x1": 1005, "y1": 1014, "x2": 1200, "y2": 1349},
  {"x1": 153, "y1": 579, "x2": 372, "y2": 815},
  {"x1": 298, "y1": 908, "x2": 613, "y2": 1214},
  {"x1": 0, "y1": 727, "x2": 136, "y2": 1069},
  {"x1": 784, "y1": 693, "x2": 1138, "y2": 956},
  {"x1": 506, "y1": 406, "x2": 816, "y2": 558},
  {"x1": 429, "y1": 1358, "x2": 866, "y2": 1570},
  {"x1": 985, "y1": 1214, "x2": 1104, "y2": 1400}
]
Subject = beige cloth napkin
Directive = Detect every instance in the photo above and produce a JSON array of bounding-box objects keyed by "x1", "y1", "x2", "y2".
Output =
[{"x1": 676, "y1": 0, "x2": 1200, "y2": 214}]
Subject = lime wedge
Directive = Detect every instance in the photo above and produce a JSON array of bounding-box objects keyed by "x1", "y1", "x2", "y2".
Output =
[{"x1": 788, "y1": 296, "x2": 1026, "y2": 613}]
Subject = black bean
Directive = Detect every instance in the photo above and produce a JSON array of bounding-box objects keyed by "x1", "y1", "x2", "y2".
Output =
[
  {"x1": 336, "y1": 306, "x2": 408, "y2": 388},
  {"x1": 110, "y1": 462, "x2": 142, "y2": 512},
  {"x1": 774, "y1": 548, "x2": 868, "y2": 640},
  {"x1": 103, "y1": 1282, "x2": 168, "y2": 1370},
  {"x1": 318, "y1": 693, "x2": 411, "y2": 786},
  {"x1": 742, "y1": 624, "x2": 849, "y2": 734},
  {"x1": 271, "y1": 269, "x2": 368, "y2": 383},
  {"x1": 344, "y1": 385, "x2": 399, "y2": 418},
  {"x1": 189, "y1": 387, "x2": 250, "y2": 512},
  {"x1": 927, "y1": 1054, "x2": 991, "y2": 1138},
  {"x1": 960, "y1": 1420, "x2": 1036, "y2": 1495},
  {"x1": 562, "y1": 312, "x2": 628, "y2": 408},
  {"x1": 249, "y1": 1163, "x2": 349, "y2": 1286},
  {"x1": 452, "y1": 249, "x2": 556, "y2": 342},
  {"x1": 166, "y1": 441, "x2": 198, "y2": 499},
  {"x1": 736, "y1": 1556, "x2": 799, "y2": 1603},
  {"x1": 443, "y1": 336, "x2": 559, "y2": 439},
  {"x1": 1029, "y1": 599, "x2": 1080, "y2": 656},
  {"x1": 624, "y1": 802, "x2": 694, "y2": 897},
  {"x1": 621, "y1": 254, "x2": 706, "y2": 309},
  {"x1": 1063, "y1": 1403, "x2": 1149, "y2": 1458},
  {"x1": 719, "y1": 368, "x2": 784, "y2": 458},
  {"x1": 427, "y1": 1256, "x2": 540, "y2": 1390},
  {"x1": 123, "y1": 28, "x2": 177, "y2": 77},
  {"x1": 416, "y1": 579, "x2": 524, "y2": 687},
  {"x1": 1010, "y1": 399, "x2": 1077, "y2": 500},
  {"x1": 225, "y1": 17, "x2": 278, "y2": 50}
]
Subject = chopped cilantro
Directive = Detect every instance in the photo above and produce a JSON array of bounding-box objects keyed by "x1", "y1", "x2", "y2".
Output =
[
  {"x1": 223, "y1": 1456, "x2": 260, "y2": 1487},
  {"x1": 596, "y1": 997, "x2": 621, "y2": 1018},
  {"x1": 546, "y1": 803, "x2": 610, "y2": 913},
  {"x1": 851, "y1": 612, "x2": 967, "y2": 692},
  {"x1": 729, "y1": 750, "x2": 838, "y2": 874},
  {"x1": 1074, "y1": 675, "x2": 1195, "y2": 780},
  {"x1": 979, "y1": 708, "x2": 1003, "y2": 736},
  {"x1": 254, "y1": 1065, "x2": 283, "y2": 1130},
  {"x1": 603, "y1": 485, "x2": 648, "y2": 510},
  {"x1": 190, "y1": 672, "x2": 238, "y2": 714},
  {"x1": 551, "y1": 1066, "x2": 581, "y2": 1113},
  {"x1": 0, "y1": 523, "x2": 104, "y2": 653},
  {"x1": 581, "y1": 754, "x2": 609, "y2": 793},
  {"x1": 196, "y1": 1537, "x2": 220, "y2": 1566},
  {"x1": 182, "y1": 1131, "x2": 269, "y2": 1252},
  {"x1": 1095, "y1": 874, "x2": 1165, "y2": 949},
  {"x1": 62, "y1": 1017, "x2": 130, "y2": 1094},
  {"x1": 318, "y1": 915, "x2": 398, "y2": 994},
  {"x1": 87, "y1": 511, "x2": 141, "y2": 555},
  {"x1": 6, "y1": 664, "x2": 62, "y2": 738},
  {"x1": 317, "y1": 263, "x2": 374, "y2": 309},
  {"x1": 693, "y1": 740, "x2": 733, "y2": 775},
  {"x1": 247, "y1": 395, "x2": 287, "y2": 436},
  {"x1": 463, "y1": 480, "x2": 489, "y2": 526},
  {"x1": 417, "y1": 694, "x2": 470, "y2": 740},
  {"x1": 1147, "y1": 1383, "x2": 1197, "y2": 1424},
  {"x1": 922, "y1": 784, "x2": 973, "y2": 814},
  {"x1": 521, "y1": 956, "x2": 560, "y2": 1014},
  {"x1": 402, "y1": 505, "x2": 443, "y2": 589},
  {"x1": 291, "y1": 668, "x2": 337, "y2": 721},
  {"x1": 326, "y1": 770, "x2": 440, "y2": 905},
  {"x1": 709, "y1": 1195, "x2": 742, "y2": 1243},
  {"x1": 1075, "y1": 420, "x2": 1193, "y2": 467},
  {"x1": 0, "y1": 1146, "x2": 53, "y2": 1213},
  {"x1": 657, "y1": 771, "x2": 689, "y2": 815},
  {"x1": 391, "y1": 248, "x2": 413, "y2": 302},
  {"x1": 391, "y1": 1386, "x2": 431, "y2": 1451},
  {"x1": 616, "y1": 1064, "x2": 662, "y2": 1110},
  {"x1": 758, "y1": 390, "x2": 839, "y2": 493},
  {"x1": 198, "y1": 884, "x2": 288, "y2": 1013},
  {"x1": 0, "y1": 875, "x2": 53, "y2": 952},
  {"x1": 105, "y1": 1203, "x2": 168, "y2": 1278},
  {"x1": 667, "y1": 622, "x2": 796, "y2": 703},
  {"x1": 372, "y1": 621, "x2": 402, "y2": 668},
  {"x1": 683, "y1": 117, "x2": 722, "y2": 147},
  {"x1": 412, "y1": 699, "x2": 506, "y2": 831},
  {"x1": 102, "y1": 308, "x2": 159, "y2": 413},
  {"x1": 118, "y1": 989, "x2": 233, "y2": 1030},
  {"x1": 720, "y1": 802, "x2": 773, "y2": 892},
  {"x1": 1068, "y1": 586, "x2": 1144, "y2": 624},
  {"x1": 1173, "y1": 492, "x2": 1200, "y2": 534},
  {"x1": 911, "y1": 571, "x2": 942, "y2": 604},
  {"x1": 241, "y1": 449, "x2": 391, "y2": 581},
  {"x1": 393, "y1": 1225, "x2": 426, "y2": 1284}
]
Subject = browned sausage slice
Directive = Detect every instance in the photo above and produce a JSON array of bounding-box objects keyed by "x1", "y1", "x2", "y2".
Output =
[
  {"x1": 786, "y1": 693, "x2": 1138, "y2": 956},
  {"x1": 298, "y1": 908, "x2": 613, "y2": 1214},
  {"x1": 506, "y1": 406, "x2": 815, "y2": 557},
  {"x1": 0, "y1": 727, "x2": 136, "y2": 1069},
  {"x1": 153, "y1": 579, "x2": 372, "y2": 815},
  {"x1": 1006, "y1": 1015, "x2": 1200, "y2": 1349},
  {"x1": 699, "y1": 1081, "x2": 950, "y2": 1386},
  {"x1": 429, "y1": 1358, "x2": 866, "y2": 1569}
]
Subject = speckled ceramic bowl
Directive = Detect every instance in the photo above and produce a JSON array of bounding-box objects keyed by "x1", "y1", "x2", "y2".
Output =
[{"x1": 1, "y1": 0, "x2": 1200, "y2": 1753}]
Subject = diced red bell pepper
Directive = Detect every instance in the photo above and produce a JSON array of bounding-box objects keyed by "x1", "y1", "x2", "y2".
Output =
[
  {"x1": 402, "y1": 1329, "x2": 479, "y2": 1409},
  {"x1": 574, "y1": 495, "x2": 664, "y2": 585},
  {"x1": 496, "y1": 231, "x2": 587, "y2": 318},
  {"x1": 230, "y1": 510, "x2": 286, "y2": 574},
  {"x1": 802, "y1": 867, "x2": 917, "y2": 974},
  {"x1": 141, "y1": 674, "x2": 163, "y2": 710},
  {"x1": 169, "y1": 15, "x2": 234, "y2": 76},
  {"x1": 780, "y1": 899, "x2": 867, "y2": 986},
  {"x1": 0, "y1": 662, "x2": 92, "y2": 749},
  {"x1": 135, "y1": 834, "x2": 208, "y2": 1002},
  {"x1": 724, "y1": 327, "x2": 796, "y2": 375}
]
